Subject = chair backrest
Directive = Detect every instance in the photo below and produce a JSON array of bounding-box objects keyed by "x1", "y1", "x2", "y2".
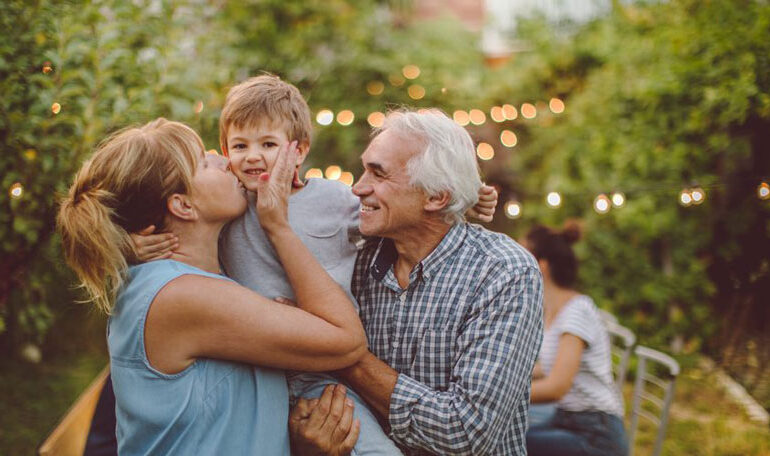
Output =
[
  {"x1": 597, "y1": 307, "x2": 619, "y2": 326},
  {"x1": 38, "y1": 366, "x2": 109, "y2": 456},
  {"x1": 606, "y1": 321, "x2": 636, "y2": 389},
  {"x1": 628, "y1": 346, "x2": 680, "y2": 456}
]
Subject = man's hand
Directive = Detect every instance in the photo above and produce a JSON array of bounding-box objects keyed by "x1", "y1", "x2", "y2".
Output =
[
  {"x1": 466, "y1": 184, "x2": 497, "y2": 223},
  {"x1": 289, "y1": 384, "x2": 360, "y2": 456},
  {"x1": 129, "y1": 225, "x2": 178, "y2": 263}
]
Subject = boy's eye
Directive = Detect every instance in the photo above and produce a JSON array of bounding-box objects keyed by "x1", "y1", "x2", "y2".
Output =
[
  {"x1": 262, "y1": 141, "x2": 278, "y2": 148},
  {"x1": 231, "y1": 143, "x2": 247, "y2": 150}
]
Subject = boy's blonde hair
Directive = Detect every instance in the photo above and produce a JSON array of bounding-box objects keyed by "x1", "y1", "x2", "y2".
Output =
[
  {"x1": 57, "y1": 118, "x2": 202, "y2": 313},
  {"x1": 219, "y1": 75, "x2": 312, "y2": 155}
]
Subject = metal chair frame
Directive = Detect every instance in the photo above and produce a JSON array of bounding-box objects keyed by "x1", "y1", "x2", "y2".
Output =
[
  {"x1": 606, "y1": 321, "x2": 636, "y2": 390},
  {"x1": 628, "y1": 345, "x2": 680, "y2": 456}
]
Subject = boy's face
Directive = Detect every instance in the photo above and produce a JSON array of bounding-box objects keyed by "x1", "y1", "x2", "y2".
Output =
[{"x1": 226, "y1": 120, "x2": 309, "y2": 192}]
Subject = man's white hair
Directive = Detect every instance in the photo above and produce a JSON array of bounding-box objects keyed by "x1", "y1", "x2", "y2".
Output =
[{"x1": 377, "y1": 108, "x2": 483, "y2": 224}]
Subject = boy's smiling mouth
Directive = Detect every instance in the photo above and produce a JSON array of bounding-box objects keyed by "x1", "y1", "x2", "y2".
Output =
[{"x1": 243, "y1": 168, "x2": 266, "y2": 177}]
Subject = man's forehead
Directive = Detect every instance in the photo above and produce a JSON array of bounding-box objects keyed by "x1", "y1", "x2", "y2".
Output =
[{"x1": 362, "y1": 129, "x2": 417, "y2": 168}]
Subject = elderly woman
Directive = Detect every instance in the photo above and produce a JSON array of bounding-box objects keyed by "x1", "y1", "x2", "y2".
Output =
[
  {"x1": 58, "y1": 118, "x2": 365, "y2": 454},
  {"x1": 523, "y1": 223, "x2": 628, "y2": 456}
]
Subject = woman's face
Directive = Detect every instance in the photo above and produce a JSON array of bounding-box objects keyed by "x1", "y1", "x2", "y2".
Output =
[{"x1": 190, "y1": 153, "x2": 247, "y2": 223}]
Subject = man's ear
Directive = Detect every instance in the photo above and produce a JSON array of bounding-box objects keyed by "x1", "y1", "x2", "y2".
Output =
[
  {"x1": 424, "y1": 191, "x2": 451, "y2": 214},
  {"x1": 295, "y1": 141, "x2": 311, "y2": 168},
  {"x1": 167, "y1": 193, "x2": 197, "y2": 221}
]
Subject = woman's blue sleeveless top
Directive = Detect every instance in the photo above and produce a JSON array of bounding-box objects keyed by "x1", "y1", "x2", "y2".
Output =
[{"x1": 108, "y1": 260, "x2": 290, "y2": 455}]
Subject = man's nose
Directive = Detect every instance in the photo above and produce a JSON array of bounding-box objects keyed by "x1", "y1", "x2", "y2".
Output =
[{"x1": 352, "y1": 177, "x2": 371, "y2": 196}]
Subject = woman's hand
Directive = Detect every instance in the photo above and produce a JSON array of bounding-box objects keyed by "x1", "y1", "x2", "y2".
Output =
[
  {"x1": 256, "y1": 141, "x2": 299, "y2": 234},
  {"x1": 466, "y1": 184, "x2": 498, "y2": 223},
  {"x1": 128, "y1": 225, "x2": 178, "y2": 263},
  {"x1": 289, "y1": 384, "x2": 360, "y2": 456}
]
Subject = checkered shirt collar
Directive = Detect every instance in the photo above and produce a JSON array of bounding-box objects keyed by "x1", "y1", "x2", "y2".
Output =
[{"x1": 368, "y1": 222, "x2": 467, "y2": 284}]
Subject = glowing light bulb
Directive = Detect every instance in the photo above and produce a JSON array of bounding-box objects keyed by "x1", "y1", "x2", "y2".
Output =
[
  {"x1": 194, "y1": 100, "x2": 204, "y2": 113},
  {"x1": 502, "y1": 104, "x2": 518, "y2": 120},
  {"x1": 469, "y1": 109, "x2": 486, "y2": 125},
  {"x1": 594, "y1": 194, "x2": 611, "y2": 214},
  {"x1": 490, "y1": 106, "x2": 504, "y2": 123},
  {"x1": 51, "y1": 102, "x2": 61, "y2": 114},
  {"x1": 476, "y1": 142, "x2": 494, "y2": 160},
  {"x1": 336, "y1": 110, "x2": 355, "y2": 126},
  {"x1": 500, "y1": 130, "x2": 517, "y2": 147},
  {"x1": 504, "y1": 201, "x2": 521, "y2": 219},
  {"x1": 402, "y1": 65, "x2": 421, "y2": 80},
  {"x1": 691, "y1": 187, "x2": 705, "y2": 205},
  {"x1": 316, "y1": 109, "x2": 334, "y2": 126},
  {"x1": 611, "y1": 192, "x2": 625, "y2": 207},
  {"x1": 759, "y1": 182, "x2": 770, "y2": 200},
  {"x1": 367, "y1": 81, "x2": 385, "y2": 96},
  {"x1": 325, "y1": 165, "x2": 342, "y2": 180},
  {"x1": 679, "y1": 189, "x2": 693, "y2": 206},
  {"x1": 546, "y1": 191, "x2": 562, "y2": 208},
  {"x1": 9, "y1": 183, "x2": 23, "y2": 199},
  {"x1": 339, "y1": 172, "x2": 354, "y2": 187},
  {"x1": 521, "y1": 103, "x2": 536, "y2": 119},
  {"x1": 367, "y1": 112, "x2": 385, "y2": 128},
  {"x1": 305, "y1": 168, "x2": 323, "y2": 179},
  {"x1": 407, "y1": 84, "x2": 425, "y2": 100},
  {"x1": 549, "y1": 98, "x2": 565, "y2": 114},
  {"x1": 453, "y1": 110, "x2": 470, "y2": 126}
]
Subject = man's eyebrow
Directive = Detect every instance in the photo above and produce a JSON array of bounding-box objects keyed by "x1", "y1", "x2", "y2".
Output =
[{"x1": 365, "y1": 162, "x2": 386, "y2": 174}]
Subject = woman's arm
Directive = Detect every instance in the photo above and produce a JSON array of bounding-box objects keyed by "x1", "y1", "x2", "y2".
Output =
[
  {"x1": 145, "y1": 275, "x2": 366, "y2": 373},
  {"x1": 530, "y1": 333, "x2": 585, "y2": 403}
]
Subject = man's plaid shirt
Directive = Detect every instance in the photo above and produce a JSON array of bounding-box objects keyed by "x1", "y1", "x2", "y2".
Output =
[{"x1": 352, "y1": 223, "x2": 544, "y2": 455}]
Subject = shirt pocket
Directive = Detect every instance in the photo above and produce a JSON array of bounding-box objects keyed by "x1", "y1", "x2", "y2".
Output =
[
  {"x1": 410, "y1": 329, "x2": 455, "y2": 388},
  {"x1": 300, "y1": 224, "x2": 347, "y2": 270}
]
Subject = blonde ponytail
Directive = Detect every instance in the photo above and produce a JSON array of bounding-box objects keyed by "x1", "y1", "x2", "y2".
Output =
[{"x1": 57, "y1": 118, "x2": 201, "y2": 313}]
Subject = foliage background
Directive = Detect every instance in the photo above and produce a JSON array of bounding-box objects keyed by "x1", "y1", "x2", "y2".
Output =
[{"x1": 1, "y1": 0, "x2": 769, "y2": 452}]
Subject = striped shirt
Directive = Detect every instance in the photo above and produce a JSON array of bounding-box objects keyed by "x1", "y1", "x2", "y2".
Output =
[
  {"x1": 353, "y1": 222, "x2": 544, "y2": 455},
  {"x1": 538, "y1": 295, "x2": 624, "y2": 417}
]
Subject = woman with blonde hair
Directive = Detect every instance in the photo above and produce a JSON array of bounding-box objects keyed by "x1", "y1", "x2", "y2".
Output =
[{"x1": 58, "y1": 118, "x2": 365, "y2": 454}]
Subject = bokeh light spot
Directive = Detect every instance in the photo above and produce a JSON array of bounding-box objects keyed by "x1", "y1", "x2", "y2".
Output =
[
  {"x1": 549, "y1": 98, "x2": 565, "y2": 114},
  {"x1": 469, "y1": 109, "x2": 486, "y2": 125},
  {"x1": 476, "y1": 142, "x2": 494, "y2": 160},
  {"x1": 337, "y1": 110, "x2": 355, "y2": 126},
  {"x1": 502, "y1": 104, "x2": 518, "y2": 120},
  {"x1": 407, "y1": 84, "x2": 425, "y2": 100},
  {"x1": 325, "y1": 165, "x2": 342, "y2": 180},
  {"x1": 339, "y1": 172, "x2": 354, "y2": 187},
  {"x1": 521, "y1": 103, "x2": 536, "y2": 119},
  {"x1": 10, "y1": 183, "x2": 23, "y2": 199},
  {"x1": 367, "y1": 81, "x2": 385, "y2": 96},
  {"x1": 305, "y1": 168, "x2": 323, "y2": 179},
  {"x1": 505, "y1": 201, "x2": 521, "y2": 219},
  {"x1": 546, "y1": 191, "x2": 562, "y2": 208},
  {"x1": 500, "y1": 130, "x2": 517, "y2": 147},
  {"x1": 316, "y1": 109, "x2": 334, "y2": 126},
  {"x1": 402, "y1": 64, "x2": 421, "y2": 80},
  {"x1": 367, "y1": 112, "x2": 385, "y2": 128},
  {"x1": 453, "y1": 110, "x2": 470, "y2": 126}
]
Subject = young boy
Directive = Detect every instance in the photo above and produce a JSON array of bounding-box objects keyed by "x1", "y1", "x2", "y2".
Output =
[{"x1": 136, "y1": 75, "x2": 496, "y2": 454}]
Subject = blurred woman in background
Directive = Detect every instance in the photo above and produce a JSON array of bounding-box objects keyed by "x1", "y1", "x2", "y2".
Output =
[{"x1": 524, "y1": 222, "x2": 628, "y2": 456}]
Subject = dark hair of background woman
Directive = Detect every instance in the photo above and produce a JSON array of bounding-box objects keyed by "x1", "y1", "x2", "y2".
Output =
[{"x1": 525, "y1": 221, "x2": 582, "y2": 288}]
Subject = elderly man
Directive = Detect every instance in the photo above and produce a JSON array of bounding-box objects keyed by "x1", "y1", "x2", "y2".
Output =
[{"x1": 325, "y1": 109, "x2": 544, "y2": 455}]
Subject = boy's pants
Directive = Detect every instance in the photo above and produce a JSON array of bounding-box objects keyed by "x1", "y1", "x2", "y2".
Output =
[{"x1": 289, "y1": 373, "x2": 404, "y2": 456}]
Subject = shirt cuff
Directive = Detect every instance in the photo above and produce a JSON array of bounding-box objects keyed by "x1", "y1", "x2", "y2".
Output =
[{"x1": 388, "y1": 373, "x2": 432, "y2": 441}]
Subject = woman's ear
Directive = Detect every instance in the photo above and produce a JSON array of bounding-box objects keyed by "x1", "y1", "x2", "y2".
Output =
[
  {"x1": 424, "y1": 191, "x2": 451, "y2": 214},
  {"x1": 167, "y1": 194, "x2": 197, "y2": 221}
]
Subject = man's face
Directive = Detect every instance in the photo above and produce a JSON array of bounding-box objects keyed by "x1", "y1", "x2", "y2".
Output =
[
  {"x1": 226, "y1": 120, "x2": 307, "y2": 192},
  {"x1": 352, "y1": 128, "x2": 426, "y2": 238}
]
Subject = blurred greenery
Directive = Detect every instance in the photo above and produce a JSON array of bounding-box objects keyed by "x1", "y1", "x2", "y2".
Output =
[{"x1": 1, "y1": 0, "x2": 770, "y2": 453}]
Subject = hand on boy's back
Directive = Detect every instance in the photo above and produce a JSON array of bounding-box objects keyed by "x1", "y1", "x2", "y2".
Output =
[{"x1": 129, "y1": 225, "x2": 178, "y2": 263}]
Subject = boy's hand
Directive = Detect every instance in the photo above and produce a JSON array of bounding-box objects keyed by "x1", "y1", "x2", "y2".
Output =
[
  {"x1": 256, "y1": 141, "x2": 299, "y2": 234},
  {"x1": 129, "y1": 225, "x2": 178, "y2": 263},
  {"x1": 466, "y1": 184, "x2": 498, "y2": 223}
]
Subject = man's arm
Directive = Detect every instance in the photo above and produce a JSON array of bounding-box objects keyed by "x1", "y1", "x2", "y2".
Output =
[{"x1": 341, "y1": 265, "x2": 544, "y2": 455}]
